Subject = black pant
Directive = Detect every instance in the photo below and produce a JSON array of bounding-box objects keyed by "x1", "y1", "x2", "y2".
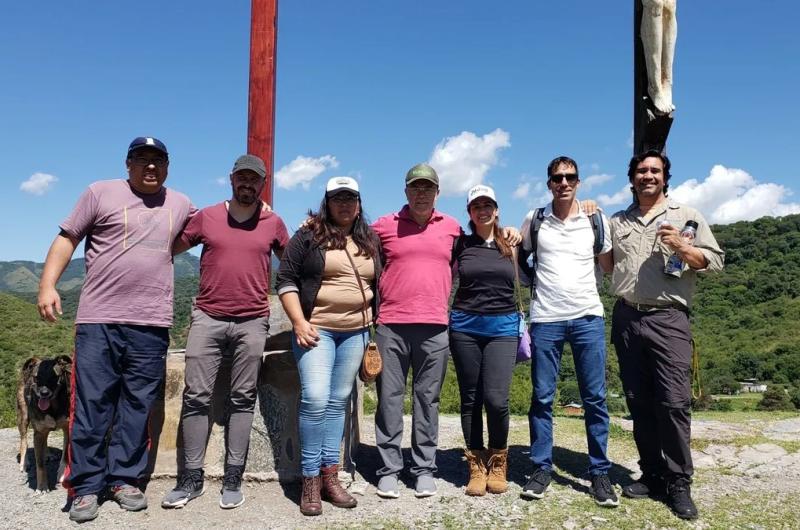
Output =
[
  {"x1": 611, "y1": 300, "x2": 694, "y2": 479},
  {"x1": 450, "y1": 331, "x2": 517, "y2": 450}
]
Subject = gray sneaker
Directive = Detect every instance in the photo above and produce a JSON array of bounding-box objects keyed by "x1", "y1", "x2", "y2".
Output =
[
  {"x1": 162, "y1": 468, "x2": 205, "y2": 509},
  {"x1": 376, "y1": 475, "x2": 400, "y2": 498},
  {"x1": 219, "y1": 465, "x2": 244, "y2": 509},
  {"x1": 414, "y1": 475, "x2": 437, "y2": 498},
  {"x1": 69, "y1": 494, "x2": 99, "y2": 522},
  {"x1": 110, "y1": 484, "x2": 148, "y2": 511}
]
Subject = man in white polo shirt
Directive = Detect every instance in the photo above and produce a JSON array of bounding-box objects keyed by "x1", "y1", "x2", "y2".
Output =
[{"x1": 518, "y1": 156, "x2": 617, "y2": 507}]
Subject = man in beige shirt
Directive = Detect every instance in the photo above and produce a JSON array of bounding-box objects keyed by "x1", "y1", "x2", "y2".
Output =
[{"x1": 608, "y1": 149, "x2": 723, "y2": 521}]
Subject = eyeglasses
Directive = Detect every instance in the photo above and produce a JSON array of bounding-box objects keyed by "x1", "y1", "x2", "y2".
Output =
[
  {"x1": 549, "y1": 173, "x2": 579, "y2": 185},
  {"x1": 406, "y1": 185, "x2": 438, "y2": 195},
  {"x1": 130, "y1": 156, "x2": 168, "y2": 167},
  {"x1": 329, "y1": 194, "x2": 358, "y2": 204}
]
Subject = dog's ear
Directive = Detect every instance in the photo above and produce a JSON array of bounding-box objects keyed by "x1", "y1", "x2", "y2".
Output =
[
  {"x1": 21, "y1": 357, "x2": 40, "y2": 379},
  {"x1": 54, "y1": 355, "x2": 73, "y2": 378}
]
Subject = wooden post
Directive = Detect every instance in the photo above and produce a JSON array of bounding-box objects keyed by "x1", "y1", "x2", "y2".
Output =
[
  {"x1": 248, "y1": 0, "x2": 278, "y2": 206},
  {"x1": 633, "y1": 0, "x2": 673, "y2": 155}
]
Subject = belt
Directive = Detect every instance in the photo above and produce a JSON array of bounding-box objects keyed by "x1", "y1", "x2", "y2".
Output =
[{"x1": 619, "y1": 298, "x2": 684, "y2": 312}]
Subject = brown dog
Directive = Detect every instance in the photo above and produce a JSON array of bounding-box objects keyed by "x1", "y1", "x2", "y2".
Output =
[{"x1": 16, "y1": 355, "x2": 72, "y2": 492}]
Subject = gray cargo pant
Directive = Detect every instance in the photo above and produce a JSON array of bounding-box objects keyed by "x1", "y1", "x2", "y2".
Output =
[
  {"x1": 374, "y1": 323, "x2": 449, "y2": 478},
  {"x1": 181, "y1": 307, "x2": 269, "y2": 469}
]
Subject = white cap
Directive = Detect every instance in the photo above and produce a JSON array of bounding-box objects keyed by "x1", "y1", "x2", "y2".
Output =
[
  {"x1": 467, "y1": 184, "x2": 497, "y2": 206},
  {"x1": 325, "y1": 176, "x2": 359, "y2": 197}
]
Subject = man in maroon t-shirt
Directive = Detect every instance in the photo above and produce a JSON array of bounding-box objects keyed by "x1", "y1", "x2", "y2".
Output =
[{"x1": 162, "y1": 154, "x2": 288, "y2": 511}]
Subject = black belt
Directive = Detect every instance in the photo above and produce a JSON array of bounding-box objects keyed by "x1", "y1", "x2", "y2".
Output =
[{"x1": 618, "y1": 298, "x2": 684, "y2": 312}]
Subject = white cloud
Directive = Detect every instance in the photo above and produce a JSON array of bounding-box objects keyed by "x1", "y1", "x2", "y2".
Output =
[
  {"x1": 428, "y1": 129, "x2": 511, "y2": 196},
  {"x1": 581, "y1": 173, "x2": 614, "y2": 191},
  {"x1": 670, "y1": 164, "x2": 800, "y2": 224},
  {"x1": 598, "y1": 184, "x2": 631, "y2": 207},
  {"x1": 275, "y1": 155, "x2": 339, "y2": 190},
  {"x1": 215, "y1": 177, "x2": 227, "y2": 186},
  {"x1": 512, "y1": 182, "x2": 530, "y2": 200},
  {"x1": 20, "y1": 172, "x2": 58, "y2": 195}
]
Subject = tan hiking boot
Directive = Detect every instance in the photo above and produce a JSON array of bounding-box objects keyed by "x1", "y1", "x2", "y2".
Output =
[
  {"x1": 486, "y1": 448, "x2": 508, "y2": 494},
  {"x1": 464, "y1": 449, "x2": 487, "y2": 496}
]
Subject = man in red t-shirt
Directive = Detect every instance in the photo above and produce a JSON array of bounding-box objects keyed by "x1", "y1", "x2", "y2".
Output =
[{"x1": 162, "y1": 154, "x2": 288, "y2": 511}]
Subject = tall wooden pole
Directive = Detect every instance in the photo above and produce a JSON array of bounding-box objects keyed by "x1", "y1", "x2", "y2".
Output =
[
  {"x1": 249, "y1": 0, "x2": 278, "y2": 205},
  {"x1": 633, "y1": 0, "x2": 672, "y2": 155}
]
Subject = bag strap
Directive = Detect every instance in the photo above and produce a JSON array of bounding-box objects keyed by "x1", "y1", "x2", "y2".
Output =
[
  {"x1": 589, "y1": 211, "x2": 604, "y2": 256},
  {"x1": 528, "y1": 207, "x2": 545, "y2": 299},
  {"x1": 510, "y1": 247, "x2": 526, "y2": 314},
  {"x1": 343, "y1": 246, "x2": 374, "y2": 336}
]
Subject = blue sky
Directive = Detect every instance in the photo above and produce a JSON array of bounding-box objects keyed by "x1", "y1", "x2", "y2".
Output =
[{"x1": 2, "y1": 1, "x2": 798, "y2": 262}]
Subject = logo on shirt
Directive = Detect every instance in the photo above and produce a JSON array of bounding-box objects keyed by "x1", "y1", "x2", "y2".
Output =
[{"x1": 123, "y1": 207, "x2": 173, "y2": 251}]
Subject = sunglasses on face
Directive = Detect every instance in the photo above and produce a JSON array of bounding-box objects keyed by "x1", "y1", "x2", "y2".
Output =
[
  {"x1": 549, "y1": 173, "x2": 579, "y2": 185},
  {"x1": 329, "y1": 193, "x2": 358, "y2": 204}
]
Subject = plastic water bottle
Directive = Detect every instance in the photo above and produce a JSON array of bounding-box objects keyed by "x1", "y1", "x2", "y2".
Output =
[{"x1": 663, "y1": 220, "x2": 698, "y2": 277}]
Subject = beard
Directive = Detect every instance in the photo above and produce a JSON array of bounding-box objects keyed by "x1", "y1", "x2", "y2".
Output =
[{"x1": 234, "y1": 186, "x2": 258, "y2": 205}]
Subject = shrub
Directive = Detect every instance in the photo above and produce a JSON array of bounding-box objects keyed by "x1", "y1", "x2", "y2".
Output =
[
  {"x1": 756, "y1": 385, "x2": 796, "y2": 411},
  {"x1": 710, "y1": 398, "x2": 734, "y2": 412}
]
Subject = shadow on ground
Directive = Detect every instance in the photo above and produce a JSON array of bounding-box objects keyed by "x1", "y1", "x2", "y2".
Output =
[{"x1": 351, "y1": 443, "x2": 637, "y2": 492}]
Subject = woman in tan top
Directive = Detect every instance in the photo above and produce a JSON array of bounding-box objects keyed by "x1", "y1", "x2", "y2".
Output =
[{"x1": 276, "y1": 177, "x2": 381, "y2": 516}]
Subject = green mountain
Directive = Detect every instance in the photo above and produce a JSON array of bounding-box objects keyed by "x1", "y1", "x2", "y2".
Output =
[
  {"x1": 1, "y1": 215, "x2": 798, "y2": 427},
  {"x1": 0, "y1": 254, "x2": 200, "y2": 294}
]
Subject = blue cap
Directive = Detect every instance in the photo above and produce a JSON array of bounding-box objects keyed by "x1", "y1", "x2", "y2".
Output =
[{"x1": 128, "y1": 136, "x2": 168, "y2": 157}]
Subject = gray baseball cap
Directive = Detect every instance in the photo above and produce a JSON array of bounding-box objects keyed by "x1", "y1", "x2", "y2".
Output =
[
  {"x1": 405, "y1": 163, "x2": 439, "y2": 186},
  {"x1": 231, "y1": 154, "x2": 266, "y2": 179}
]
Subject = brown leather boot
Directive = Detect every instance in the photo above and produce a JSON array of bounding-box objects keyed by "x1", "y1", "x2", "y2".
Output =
[
  {"x1": 320, "y1": 464, "x2": 357, "y2": 508},
  {"x1": 486, "y1": 448, "x2": 508, "y2": 494},
  {"x1": 464, "y1": 449, "x2": 487, "y2": 496},
  {"x1": 299, "y1": 476, "x2": 322, "y2": 516}
]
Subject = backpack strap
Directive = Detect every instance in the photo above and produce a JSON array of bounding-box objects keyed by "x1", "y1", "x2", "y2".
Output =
[
  {"x1": 589, "y1": 211, "x2": 604, "y2": 256},
  {"x1": 528, "y1": 207, "x2": 545, "y2": 299}
]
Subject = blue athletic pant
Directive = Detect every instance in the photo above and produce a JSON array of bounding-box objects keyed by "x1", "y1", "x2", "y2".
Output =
[{"x1": 66, "y1": 324, "x2": 168, "y2": 495}]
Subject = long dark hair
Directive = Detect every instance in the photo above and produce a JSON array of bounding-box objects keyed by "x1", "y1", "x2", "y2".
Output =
[
  {"x1": 307, "y1": 196, "x2": 379, "y2": 258},
  {"x1": 467, "y1": 215, "x2": 512, "y2": 257}
]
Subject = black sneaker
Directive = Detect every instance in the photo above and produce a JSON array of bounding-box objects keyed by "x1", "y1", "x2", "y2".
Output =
[
  {"x1": 622, "y1": 473, "x2": 665, "y2": 499},
  {"x1": 667, "y1": 477, "x2": 698, "y2": 520},
  {"x1": 220, "y1": 464, "x2": 245, "y2": 509},
  {"x1": 590, "y1": 473, "x2": 619, "y2": 507},
  {"x1": 521, "y1": 467, "x2": 551, "y2": 499},
  {"x1": 161, "y1": 468, "x2": 205, "y2": 509}
]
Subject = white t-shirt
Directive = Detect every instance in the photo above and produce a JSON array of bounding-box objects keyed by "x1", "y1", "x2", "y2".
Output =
[{"x1": 520, "y1": 203, "x2": 612, "y2": 323}]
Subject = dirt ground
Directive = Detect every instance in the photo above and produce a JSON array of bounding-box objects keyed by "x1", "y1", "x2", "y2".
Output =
[{"x1": 4, "y1": 415, "x2": 800, "y2": 529}]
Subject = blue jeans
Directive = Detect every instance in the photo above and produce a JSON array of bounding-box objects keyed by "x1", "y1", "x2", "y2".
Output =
[
  {"x1": 528, "y1": 315, "x2": 611, "y2": 475},
  {"x1": 292, "y1": 327, "x2": 367, "y2": 477}
]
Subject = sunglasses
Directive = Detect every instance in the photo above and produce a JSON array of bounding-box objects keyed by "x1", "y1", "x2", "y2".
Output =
[
  {"x1": 549, "y1": 173, "x2": 579, "y2": 185},
  {"x1": 329, "y1": 193, "x2": 358, "y2": 204}
]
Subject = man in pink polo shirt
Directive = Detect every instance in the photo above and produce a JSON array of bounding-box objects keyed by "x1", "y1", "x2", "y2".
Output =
[{"x1": 371, "y1": 163, "x2": 462, "y2": 498}]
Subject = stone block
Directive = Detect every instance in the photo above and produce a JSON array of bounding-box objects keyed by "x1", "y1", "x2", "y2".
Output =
[{"x1": 145, "y1": 298, "x2": 363, "y2": 482}]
